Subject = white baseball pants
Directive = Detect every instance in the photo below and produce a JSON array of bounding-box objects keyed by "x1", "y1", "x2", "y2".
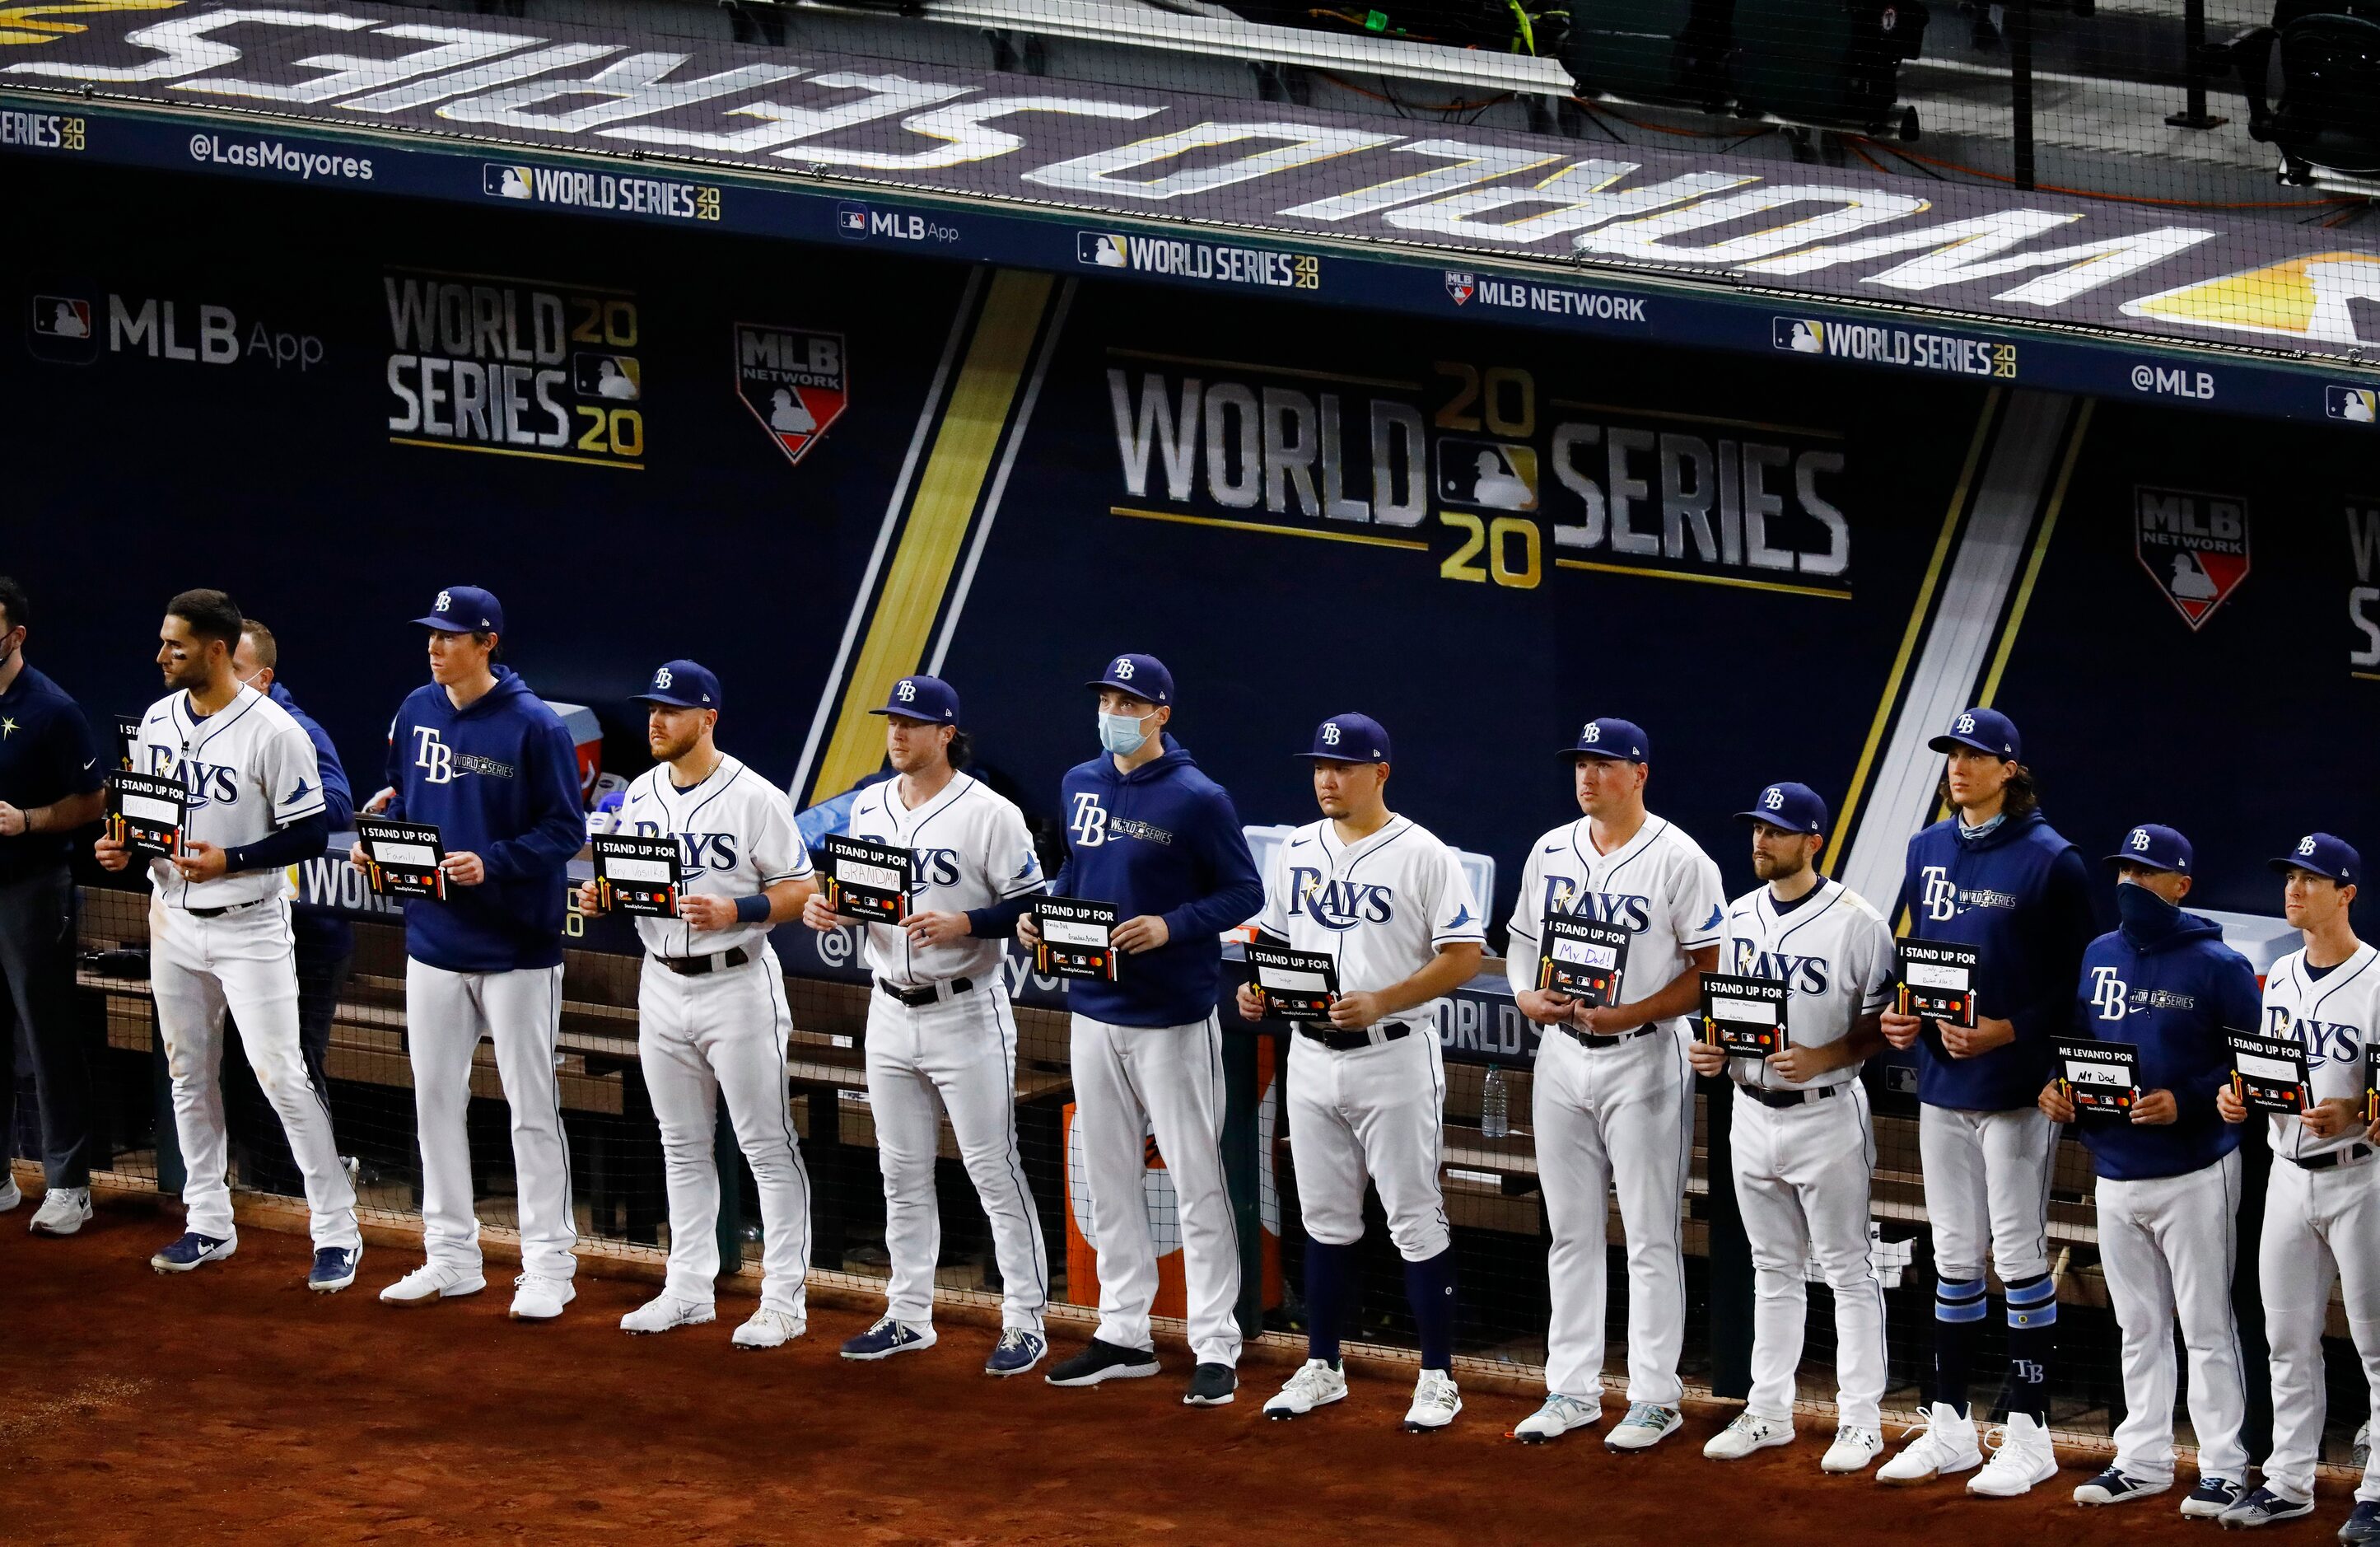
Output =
[
  {"x1": 2096, "y1": 1148, "x2": 2247, "y2": 1487},
  {"x1": 1287, "y1": 1026, "x2": 1449, "y2": 1261},
  {"x1": 866, "y1": 983, "x2": 1048, "y2": 1332},
  {"x1": 1917, "y1": 1104, "x2": 2056, "y2": 1283},
  {"x1": 639, "y1": 950, "x2": 810, "y2": 1312},
  {"x1": 2257, "y1": 1152, "x2": 2380, "y2": 1504},
  {"x1": 1534, "y1": 1026, "x2": 1694, "y2": 1406},
  {"x1": 404, "y1": 958, "x2": 577, "y2": 1282},
  {"x1": 151, "y1": 897, "x2": 357, "y2": 1250},
  {"x1": 1729, "y1": 1083, "x2": 1888, "y2": 1430},
  {"x1": 1070, "y1": 1012, "x2": 1243, "y2": 1367}
]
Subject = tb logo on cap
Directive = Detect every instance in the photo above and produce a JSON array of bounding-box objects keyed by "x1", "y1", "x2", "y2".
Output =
[
  {"x1": 2298, "y1": 835, "x2": 2318, "y2": 856},
  {"x1": 1762, "y1": 787, "x2": 1784, "y2": 811},
  {"x1": 2130, "y1": 828, "x2": 2150, "y2": 851},
  {"x1": 1322, "y1": 722, "x2": 1341, "y2": 745},
  {"x1": 1580, "y1": 723, "x2": 1600, "y2": 744},
  {"x1": 1954, "y1": 713, "x2": 1976, "y2": 734},
  {"x1": 435, "y1": 590, "x2": 452, "y2": 614},
  {"x1": 1112, "y1": 657, "x2": 1134, "y2": 680},
  {"x1": 895, "y1": 680, "x2": 916, "y2": 703},
  {"x1": 654, "y1": 666, "x2": 674, "y2": 690}
]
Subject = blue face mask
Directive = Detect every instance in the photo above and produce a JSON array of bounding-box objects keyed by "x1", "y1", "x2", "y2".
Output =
[
  {"x1": 1098, "y1": 710, "x2": 1152, "y2": 757},
  {"x1": 2115, "y1": 878, "x2": 2182, "y2": 945}
]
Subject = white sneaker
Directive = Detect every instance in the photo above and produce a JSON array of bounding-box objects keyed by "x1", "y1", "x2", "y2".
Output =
[
  {"x1": 0, "y1": 1175, "x2": 21, "y2": 1212},
  {"x1": 1512, "y1": 1392, "x2": 1601, "y2": 1443},
  {"x1": 1967, "y1": 1412, "x2": 2058, "y2": 1498},
  {"x1": 508, "y1": 1273, "x2": 576, "y2": 1320},
  {"x1": 1822, "y1": 1425, "x2": 1885, "y2": 1474},
  {"x1": 1605, "y1": 1402, "x2": 1683, "y2": 1452},
  {"x1": 1705, "y1": 1412, "x2": 1794, "y2": 1461},
  {"x1": 30, "y1": 1185, "x2": 92, "y2": 1236},
  {"x1": 1403, "y1": 1370, "x2": 1461, "y2": 1432},
  {"x1": 733, "y1": 1306, "x2": 807, "y2": 1349},
  {"x1": 379, "y1": 1262, "x2": 487, "y2": 1306},
  {"x1": 1263, "y1": 1359, "x2": 1348, "y2": 1420},
  {"x1": 1875, "y1": 1402, "x2": 1982, "y2": 1484},
  {"x1": 619, "y1": 1293, "x2": 714, "y2": 1335}
]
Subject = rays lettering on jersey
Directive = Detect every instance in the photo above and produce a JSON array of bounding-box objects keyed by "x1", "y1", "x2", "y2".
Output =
[
  {"x1": 147, "y1": 747, "x2": 238, "y2": 807},
  {"x1": 628, "y1": 822, "x2": 740, "y2": 878},
  {"x1": 1290, "y1": 867, "x2": 1394, "y2": 930},
  {"x1": 2267, "y1": 1004, "x2": 2366, "y2": 1066},
  {"x1": 1542, "y1": 876, "x2": 1651, "y2": 932},
  {"x1": 1729, "y1": 940, "x2": 1832, "y2": 994},
  {"x1": 908, "y1": 848, "x2": 963, "y2": 892}
]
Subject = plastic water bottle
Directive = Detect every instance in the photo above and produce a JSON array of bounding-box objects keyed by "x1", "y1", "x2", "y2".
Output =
[{"x1": 1480, "y1": 1064, "x2": 1509, "y2": 1139}]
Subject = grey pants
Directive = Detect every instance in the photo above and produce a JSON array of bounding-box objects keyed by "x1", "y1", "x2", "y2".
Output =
[{"x1": 0, "y1": 866, "x2": 96, "y2": 1188}]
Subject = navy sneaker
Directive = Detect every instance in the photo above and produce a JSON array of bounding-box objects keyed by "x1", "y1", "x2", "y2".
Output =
[
  {"x1": 150, "y1": 1232, "x2": 236, "y2": 1274},
  {"x1": 1183, "y1": 1362, "x2": 1237, "y2": 1407},
  {"x1": 309, "y1": 1245, "x2": 362, "y2": 1293},
  {"x1": 984, "y1": 1329, "x2": 1047, "y2": 1377},
  {"x1": 2074, "y1": 1467, "x2": 2168, "y2": 1507},
  {"x1": 2340, "y1": 1500, "x2": 2380, "y2": 1545},
  {"x1": 2219, "y1": 1486, "x2": 2317, "y2": 1529},
  {"x1": 840, "y1": 1316, "x2": 938, "y2": 1361},
  {"x1": 2182, "y1": 1477, "x2": 2244, "y2": 1519},
  {"x1": 1046, "y1": 1337, "x2": 1160, "y2": 1387}
]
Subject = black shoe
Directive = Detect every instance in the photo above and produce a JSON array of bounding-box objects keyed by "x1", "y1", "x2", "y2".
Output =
[
  {"x1": 1045, "y1": 1338, "x2": 1160, "y2": 1387},
  {"x1": 1183, "y1": 1362, "x2": 1237, "y2": 1406}
]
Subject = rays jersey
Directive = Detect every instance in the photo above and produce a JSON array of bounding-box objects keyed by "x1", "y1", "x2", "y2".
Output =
[
  {"x1": 1255, "y1": 815, "x2": 1485, "y2": 1029},
  {"x1": 614, "y1": 754, "x2": 811, "y2": 958},
  {"x1": 1720, "y1": 876, "x2": 1897, "y2": 1091},
  {"x1": 2258, "y1": 942, "x2": 2380, "y2": 1164},
  {"x1": 1505, "y1": 813, "x2": 1725, "y2": 1035},
  {"x1": 846, "y1": 772, "x2": 1043, "y2": 989},
  {"x1": 132, "y1": 685, "x2": 326, "y2": 911}
]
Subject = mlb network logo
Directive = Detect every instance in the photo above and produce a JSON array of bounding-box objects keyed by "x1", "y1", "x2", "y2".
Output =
[
  {"x1": 2328, "y1": 386, "x2": 2378, "y2": 425},
  {"x1": 1444, "y1": 271, "x2": 1475, "y2": 306}
]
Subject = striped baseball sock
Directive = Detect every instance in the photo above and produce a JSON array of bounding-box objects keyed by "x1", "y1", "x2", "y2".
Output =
[
  {"x1": 2004, "y1": 1274, "x2": 2057, "y2": 1423},
  {"x1": 1403, "y1": 1247, "x2": 1458, "y2": 1372},
  {"x1": 1304, "y1": 1240, "x2": 1354, "y2": 1367},
  {"x1": 1933, "y1": 1276, "x2": 1988, "y2": 1416}
]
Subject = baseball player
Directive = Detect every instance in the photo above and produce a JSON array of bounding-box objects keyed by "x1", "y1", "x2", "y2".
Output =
[
  {"x1": 2215, "y1": 834, "x2": 2380, "y2": 1539},
  {"x1": 1687, "y1": 782, "x2": 1893, "y2": 1474},
  {"x1": 363, "y1": 587, "x2": 587, "y2": 1320},
  {"x1": 803, "y1": 675, "x2": 1051, "y2": 1375},
  {"x1": 1239, "y1": 714, "x2": 1482, "y2": 1431},
  {"x1": 1505, "y1": 717, "x2": 1724, "y2": 1451},
  {"x1": 578, "y1": 661, "x2": 817, "y2": 1347},
  {"x1": 95, "y1": 590, "x2": 361, "y2": 1289},
  {"x1": 1877, "y1": 708, "x2": 2093, "y2": 1497},
  {"x1": 2038, "y1": 824, "x2": 2256, "y2": 1517},
  {"x1": 1020, "y1": 653, "x2": 1262, "y2": 1406}
]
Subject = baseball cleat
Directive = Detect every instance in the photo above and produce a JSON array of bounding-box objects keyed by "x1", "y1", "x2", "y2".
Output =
[
  {"x1": 1876, "y1": 1402, "x2": 1982, "y2": 1484},
  {"x1": 2182, "y1": 1478, "x2": 2244, "y2": 1519},
  {"x1": 507, "y1": 1272, "x2": 576, "y2": 1320},
  {"x1": 1605, "y1": 1403, "x2": 1683, "y2": 1452},
  {"x1": 1822, "y1": 1426, "x2": 1884, "y2": 1475},
  {"x1": 1183, "y1": 1362, "x2": 1238, "y2": 1407},
  {"x1": 0, "y1": 1175, "x2": 20, "y2": 1212},
  {"x1": 619, "y1": 1293, "x2": 715, "y2": 1335},
  {"x1": 2339, "y1": 1499, "x2": 2380, "y2": 1543},
  {"x1": 1705, "y1": 1413, "x2": 1794, "y2": 1461},
  {"x1": 29, "y1": 1185, "x2": 93, "y2": 1237},
  {"x1": 984, "y1": 1329, "x2": 1047, "y2": 1377},
  {"x1": 1046, "y1": 1338, "x2": 1160, "y2": 1387},
  {"x1": 2074, "y1": 1467, "x2": 2168, "y2": 1506},
  {"x1": 841, "y1": 1316, "x2": 937, "y2": 1361},
  {"x1": 1403, "y1": 1370, "x2": 1461, "y2": 1432},
  {"x1": 1264, "y1": 1359, "x2": 1349, "y2": 1420},
  {"x1": 1512, "y1": 1393, "x2": 1600, "y2": 1443},
  {"x1": 308, "y1": 1246, "x2": 362, "y2": 1294},
  {"x1": 151, "y1": 1232, "x2": 236, "y2": 1274},
  {"x1": 733, "y1": 1306, "x2": 806, "y2": 1350},
  {"x1": 1967, "y1": 1414, "x2": 2058, "y2": 1498},
  {"x1": 2355, "y1": 1421, "x2": 2371, "y2": 1474},
  {"x1": 379, "y1": 1263, "x2": 486, "y2": 1306},
  {"x1": 2217, "y1": 1485, "x2": 2316, "y2": 1529}
]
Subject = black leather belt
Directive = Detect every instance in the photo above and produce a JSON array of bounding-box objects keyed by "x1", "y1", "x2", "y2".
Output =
[
  {"x1": 186, "y1": 897, "x2": 271, "y2": 920},
  {"x1": 1299, "y1": 1021, "x2": 1412, "y2": 1051},
  {"x1": 1737, "y1": 1082, "x2": 1841, "y2": 1110},
  {"x1": 657, "y1": 946, "x2": 750, "y2": 977},
  {"x1": 1561, "y1": 1023, "x2": 1659, "y2": 1048},
  {"x1": 2288, "y1": 1141, "x2": 2373, "y2": 1171},
  {"x1": 877, "y1": 976, "x2": 974, "y2": 1007}
]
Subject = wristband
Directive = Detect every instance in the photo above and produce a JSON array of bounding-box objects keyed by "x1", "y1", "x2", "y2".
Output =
[{"x1": 734, "y1": 894, "x2": 772, "y2": 924}]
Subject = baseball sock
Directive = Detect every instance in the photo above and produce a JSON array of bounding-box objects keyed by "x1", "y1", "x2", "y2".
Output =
[
  {"x1": 1932, "y1": 1277, "x2": 1987, "y2": 1416},
  {"x1": 2003, "y1": 1273, "x2": 2056, "y2": 1423},
  {"x1": 1304, "y1": 1240, "x2": 1354, "y2": 1366},
  {"x1": 1403, "y1": 1247, "x2": 1458, "y2": 1372}
]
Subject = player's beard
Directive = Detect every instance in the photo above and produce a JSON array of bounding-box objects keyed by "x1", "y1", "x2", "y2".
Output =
[
  {"x1": 1751, "y1": 848, "x2": 1806, "y2": 884},
  {"x1": 651, "y1": 727, "x2": 701, "y2": 764}
]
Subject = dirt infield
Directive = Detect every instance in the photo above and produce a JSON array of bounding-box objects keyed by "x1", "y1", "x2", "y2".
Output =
[{"x1": 0, "y1": 1192, "x2": 2340, "y2": 1546}]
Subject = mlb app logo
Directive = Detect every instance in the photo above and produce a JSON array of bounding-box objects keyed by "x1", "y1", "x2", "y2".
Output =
[
  {"x1": 483, "y1": 164, "x2": 535, "y2": 200},
  {"x1": 572, "y1": 352, "x2": 641, "y2": 402},
  {"x1": 2327, "y1": 386, "x2": 2377, "y2": 424},
  {"x1": 1435, "y1": 436, "x2": 1538, "y2": 512},
  {"x1": 27, "y1": 293, "x2": 96, "y2": 364},
  {"x1": 1774, "y1": 317, "x2": 1825, "y2": 353},
  {"x1": 1444, "y1": 271, "x2": 1475, "y2": 306},
  {"x1": 1077, "y1": 232, "x2": 1130, "y2": 269},
  {"x1": 837, "y1": 203, "x2": 869, "y2": 239}
]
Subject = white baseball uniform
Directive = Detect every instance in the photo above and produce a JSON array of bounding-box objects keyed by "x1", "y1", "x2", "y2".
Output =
[
  {"x1": 1507, "y1": 812, "x2": 1724, "y2": 1407},
  {"x1": 133, "y1": 686, "x2": 358, "y2": 1250},
  {"x1": 845, "y1": 771, "x2": 1049, "y2": 1334},
  {"x1": 616, "y1": 754, "x2": 814, "y2": 1314},
  {"x1": 1256, "y1": 815, "x2": 1482, "y2": 1260},
  {"x1": 1716, "y1": 876, "x2": 1895, "y2": 1430},
  {"x1": 2253, "y1": 943, "x2": 2380, "y2": 1506}
]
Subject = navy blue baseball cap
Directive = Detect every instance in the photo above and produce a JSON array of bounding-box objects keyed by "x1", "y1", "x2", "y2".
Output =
[
  {"x1": 1302, "y1": 713, "x2": 1390, "y2": 764},
  {"x1": 1559, "y1": 717, "x2": 1650, "y2": 763},
  {"x1": 2107, "y1": 823, "x2": 2191, "y2": 874},
  {"x1": 631, "y1": 659, "x2": 721, "y2": 711},
  {"x1": 1085, "y1": 652, "x2": 1173, "y2": 704},
  {"x1": 1928, "y1": 707, "x2": 2022, "y2": 761},
  {"x1": 413, "y1": 585, "x2": 504, "y2": 635},
  {"x1": 870, "y1": 674, "x2": 960, "y2": 725},
  {"x1": 2270, "y1": 832, "x2": 2361, "y2": 887},
  {"x1": 1736, "y1": 782, "x2": 1828, "y2": 835}
]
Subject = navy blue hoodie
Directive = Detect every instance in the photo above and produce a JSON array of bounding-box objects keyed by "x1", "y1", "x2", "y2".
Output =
[
  {"x1": 2067, "y1": 900, "x2": 2258, "y2": 1181},
  {"x1": 1898, "y1": 807, "x2": 2096, "y2": 1110},
  {"x1": 1052, "y1": 735, "x2": 1262, "y2": 1027},
  {"x1": 385, "y1": 667, "x2": 583, "y2": 973},
  {"x1": 271, "y1": 680, "x2": 354, "y2": 960}
]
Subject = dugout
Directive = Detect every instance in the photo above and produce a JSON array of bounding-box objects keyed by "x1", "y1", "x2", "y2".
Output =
[{"x1": 4, "y1": 0, "x2": 2378, "y2": 1465}]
